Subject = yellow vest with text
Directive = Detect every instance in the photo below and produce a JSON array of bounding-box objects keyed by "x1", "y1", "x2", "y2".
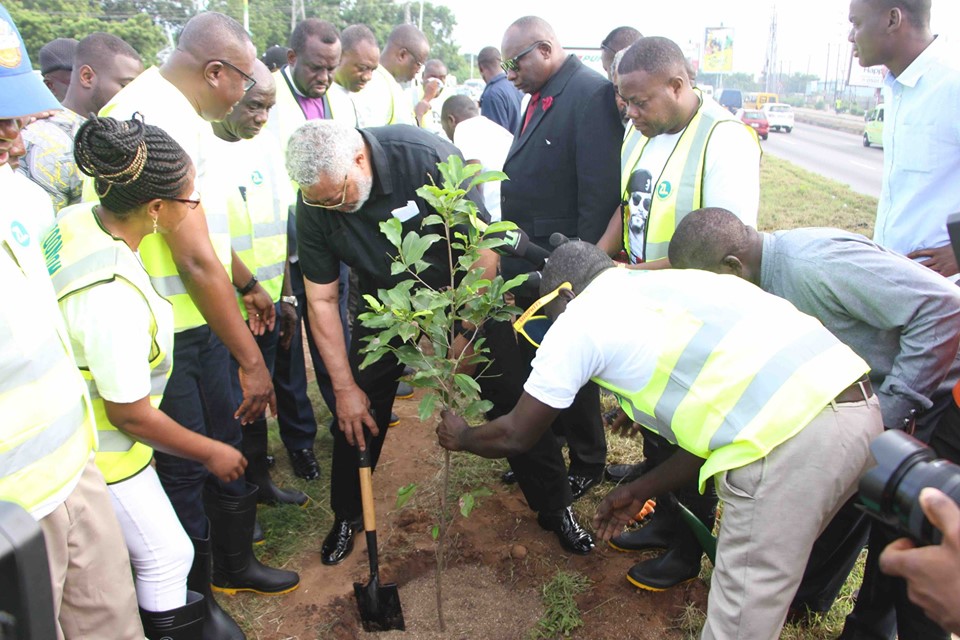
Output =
[
  {"x1": 620, "y1": 93, "x2": 759, "y2": 262},
  {"x1": 224, "y1": 137, "x2": 289, "y2": 313},
  {"x1": 584, "y1": 269, "x2": 869, "y2": 491},
  {"x1": 0, "y1": 183, "x2": 96, "y2": 514},
  {"x1": 94, "y1": 100, "x2": 234, "y2": 333},
  {"x1": 45, "y1": 204, "x2": 172, "y2": 484}
]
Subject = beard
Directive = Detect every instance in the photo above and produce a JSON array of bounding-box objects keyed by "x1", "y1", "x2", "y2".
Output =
[{"x1": 342, "y1": 170, "x2": 373, "y2": 213}]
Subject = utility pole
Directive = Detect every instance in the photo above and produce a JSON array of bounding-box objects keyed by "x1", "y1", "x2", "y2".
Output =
[
  {"x1": 824, "y1": 43, "x2": 831, "y2": 96},
  {"x1": 418, "y1": 0, "x2": 424, "y2": 31},
  {"x1": 763, "y1": 7, "x2": 778, "y2": 93}
]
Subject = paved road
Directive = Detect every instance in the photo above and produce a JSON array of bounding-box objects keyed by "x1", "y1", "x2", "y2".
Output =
[{"x1": 761, "y1": 123, "x2": 884, "y2": 199}]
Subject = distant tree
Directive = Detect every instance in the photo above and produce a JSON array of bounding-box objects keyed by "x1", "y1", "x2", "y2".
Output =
[{"x1": 8, "y1": 0, "x2": 167, "y2": 66}]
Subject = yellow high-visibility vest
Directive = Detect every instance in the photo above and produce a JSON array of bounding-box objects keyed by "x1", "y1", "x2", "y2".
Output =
[
  {"x1": 586, "y1": 269, "x2": 869, "y2": 491},
  {"x1": 620, "y1": 92, "x2": 759, "y2": 262},
  {"x1": 0, "y1": 187, "x2": 95, "y2": 514},
  {"x1": 45, "y1": 204, "x2": 171, "y2": 484},
  {"x1": 223, "y1": 136, "x2": 289, "y2": 311}
]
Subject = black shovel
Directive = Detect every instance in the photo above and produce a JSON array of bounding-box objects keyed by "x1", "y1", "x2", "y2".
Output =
[{"x1": 353, "y1": 440, "x2": 405, "y2": 632}]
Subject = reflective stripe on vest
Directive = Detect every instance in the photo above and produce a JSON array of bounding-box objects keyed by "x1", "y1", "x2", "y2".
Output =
[
  {"x1": 1, "y1": 213, "x2": 95, "y2": 514},
  {"x1": 620, "y1": 94, "x2": 758, "y2": 262},
  {"x1": 138, "y1": 187, "x2": 233, "y2": 333},
  {"x1": 45, "y1": 204, "x2": 172, "y2": 484},
  {"x1": 586, "y1": 269, "x2": 868, "y2": 491},
  {"x1": 226, "y1": 142, "x2": 290, "y2": 311}
]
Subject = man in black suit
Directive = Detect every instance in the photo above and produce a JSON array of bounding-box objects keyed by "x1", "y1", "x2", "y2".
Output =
[{"x1": 478, "y1": 16, "x2": 622, "y2": 555}]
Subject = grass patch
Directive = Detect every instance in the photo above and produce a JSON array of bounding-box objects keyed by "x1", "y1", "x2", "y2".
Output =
[
  {"x1": 759, "y1": 155, "x2": 877, "y2": 234},
  {"x1": 528, "y1": 570, "x2": 592, "y2": 639}
]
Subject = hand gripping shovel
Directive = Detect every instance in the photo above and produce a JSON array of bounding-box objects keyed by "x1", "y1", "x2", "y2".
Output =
[{"x1": 353, "y1": 441, "x2": 405, "y2": 632}]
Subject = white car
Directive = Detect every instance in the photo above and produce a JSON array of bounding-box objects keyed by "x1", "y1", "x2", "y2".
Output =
[{"x1": 761, "y1": 103, "x2": 795, "y2": 133}]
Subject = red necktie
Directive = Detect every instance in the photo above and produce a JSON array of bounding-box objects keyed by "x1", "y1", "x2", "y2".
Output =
[{"x1": 521, "y1": 92, "x2": 540, "y2": 134}]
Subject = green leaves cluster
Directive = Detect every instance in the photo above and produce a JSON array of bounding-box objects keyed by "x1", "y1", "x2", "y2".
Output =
[{"x1": 358, "y1": 154, "x2": 526, "y2": 425}]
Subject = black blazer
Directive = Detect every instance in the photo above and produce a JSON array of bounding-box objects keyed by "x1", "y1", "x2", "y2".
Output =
[{"x1": 500, "y1": 55, "x2": 623, "y2": 279}]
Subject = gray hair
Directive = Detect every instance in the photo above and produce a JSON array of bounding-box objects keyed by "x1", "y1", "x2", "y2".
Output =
[
  {"x1": 285, "y1": 120, "x2": 363, "y2": 188},
  {"x1": 609, "y1": 48, "x2": 628, "y2": 83}
]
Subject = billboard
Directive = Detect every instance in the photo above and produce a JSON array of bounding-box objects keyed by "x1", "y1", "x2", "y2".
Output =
[
  {"x1": 568, "y1": 47, "x2": 606, "y2": 78},
  {"x1": 703, "y1": 27, "x2": 734, "y2": 73},
  {"x1": 849, "y1": 63, "x2": 886, "y2": 88}
]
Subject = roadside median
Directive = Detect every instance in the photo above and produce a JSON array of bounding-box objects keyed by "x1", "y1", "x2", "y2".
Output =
[{"x1": 793, "y1": 107, "x2": 866, "y2": 135}]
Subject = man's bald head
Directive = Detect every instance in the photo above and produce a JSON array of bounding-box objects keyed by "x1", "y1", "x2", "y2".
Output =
[
  {"x1": 440, "y1": 94, "x2": 478, "y2": 140},
  {"x1": 178, "y1": 11, "x2": 252, "y2": 60},
  {"x1": 167, "y1": 12, "x2": 256, "y2": 122},
  {"x1": 215, "y1": 59, "x2": 277, "y2": 141},
  {"x1": 668, "y1": 208, "x2": 761, "y2": 284},
  {"x1": 250, "y1": 58, "x2": 274, "y2": 90},
  {"x1": 387, "y1": 23, "x2": 429, "y2": 52},
  {"x1": 506, "y1": 16, "x2": 559, "y2": 45},
  {"x1": 617, "y1": 36, "x2": 688, "y2": 81},
  {"x1": 501, "y1": 16, "x2": 564, "y2": 94},
  {"x1": 382, "y1": 23, "x2": 429, "y2": 83}
]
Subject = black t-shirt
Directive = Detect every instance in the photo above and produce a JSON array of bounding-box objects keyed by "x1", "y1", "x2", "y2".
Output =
[{"x1": 297, "y1": 125, "x2": 489, "y2": 295}]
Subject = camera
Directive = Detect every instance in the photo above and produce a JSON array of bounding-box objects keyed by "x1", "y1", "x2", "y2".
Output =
[{"x1": 859, "y1": 429, "x2": 960, "y2": 546}]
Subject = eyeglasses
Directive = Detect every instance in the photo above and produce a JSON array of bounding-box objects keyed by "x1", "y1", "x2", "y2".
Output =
[
  {"x1": 217, "y1": 59, "x2": 257, "y2": 92},
  {"x1": 403, "y1": 47, "x2": 425, "y2": 69},
  {"x1": 169, "y1": 190, "x2": 201, "y2": 209},
  {"x1": 501, "y1": 41, "x2": 545, "y2": 73},
  {"x1": 301, "y1": 173, "x2": 348, "y2": 209},
  {"x1": 513, "y1": 281, "x2": 572, "y2": 348}
]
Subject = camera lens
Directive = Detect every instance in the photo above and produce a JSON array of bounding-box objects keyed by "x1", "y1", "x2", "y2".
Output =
[{"x1": 860, "y1": 430, "x2": 960, "y2": 545}]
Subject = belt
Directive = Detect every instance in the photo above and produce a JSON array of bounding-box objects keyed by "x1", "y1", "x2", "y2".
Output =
[{"x1": 834, "y1": 375, "x2": 873, "y2": 404}]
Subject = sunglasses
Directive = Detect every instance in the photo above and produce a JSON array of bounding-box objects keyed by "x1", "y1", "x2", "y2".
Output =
[
  {"x1": 513, "y1": 281, "x2": 572, "y2": 348},
  {"x1": 168, "y1": 189, "x2": 201, "y2": 209},
  {"x1": 501, "y1": 41, "x2": 546, "y2": 73},
  {"x1": 301, "y1": 173, "x2": 348, "y2": 209},
  {"x1": 217, "y1": 59, "x2": 257, "y2": 92}
]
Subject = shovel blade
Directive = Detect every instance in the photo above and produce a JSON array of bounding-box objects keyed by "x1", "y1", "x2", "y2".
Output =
[{"x1": 354, "y1": 578, "x2": 405, "y2": 632}]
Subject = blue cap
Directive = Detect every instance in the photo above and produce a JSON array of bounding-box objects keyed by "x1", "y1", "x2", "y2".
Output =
[{"x1": 0, "y1": 3, "x2": 60, "y2": 118}]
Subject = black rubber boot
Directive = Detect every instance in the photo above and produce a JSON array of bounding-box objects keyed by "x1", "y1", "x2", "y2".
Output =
[
  {"x1": 140, "y1": 591, "x2": 205, "y2": 640},
  {"x1": 187, "y1": 522, "x2": 245, "y2": 640},
  {"x1": 608, "y1": 500, "x2": 677, "y2": 552},
  {"x1": 204, "y1": 483, "x2": 300, "y2": 596},
  {"x1": 625, "y1": 493, "x2": 714, "y2": 591},
  {"x1": 241, "y1": 421, "x2": 308, "y2": 507},
  {"x1": 252, "y1": 517, "x2": 265, "y2": 545}
]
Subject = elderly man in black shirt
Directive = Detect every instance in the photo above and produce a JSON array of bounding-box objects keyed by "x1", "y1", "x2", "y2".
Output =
[{"x1": 286, "y1": 120, "x2": 595, "y2": 563}]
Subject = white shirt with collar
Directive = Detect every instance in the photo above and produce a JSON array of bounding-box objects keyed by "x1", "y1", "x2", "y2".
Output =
[{"x1": 874, "y1": 36, "x2": 960, "y2": 257}]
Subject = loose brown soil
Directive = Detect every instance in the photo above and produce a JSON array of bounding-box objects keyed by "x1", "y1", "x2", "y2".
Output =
[{"x1": 250, "y1": 392, "x2": 707, "y2": 639}]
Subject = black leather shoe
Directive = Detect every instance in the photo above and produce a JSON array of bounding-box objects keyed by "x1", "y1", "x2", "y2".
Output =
[
  {"x1": 288, "y1": 448, "x2": 320, "y2": 481},
  {"x1": 604, "y1": 462, "x2": 647, "y2": 484},
  {"x1": 501, "y1": 469, "x2": 517, "y2": 484},
  {"x1": 625, "y1": 545, "x2": 701, "y2": 591},
  {"x1": 568, "y1": 474, "x2": 602, "y2": 500},
  {"x1": 537, "y1": 507, "x2": 594, "y2": 555},
  {"x1": 321, "y1": 517, "x2": 360, "y2": 566},
  {"x1": 608, "y1": 510, "x2": 675, "y2": 552}
]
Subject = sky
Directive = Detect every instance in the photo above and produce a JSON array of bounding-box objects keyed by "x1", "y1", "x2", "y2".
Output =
[{"x1": 432, "y1": 0, "x2": 960, "y2": 80}]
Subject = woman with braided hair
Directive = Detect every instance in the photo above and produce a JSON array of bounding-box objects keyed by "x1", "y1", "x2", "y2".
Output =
[{"x1": 42, "y1": 115, "x2": 247, "y2": 639}]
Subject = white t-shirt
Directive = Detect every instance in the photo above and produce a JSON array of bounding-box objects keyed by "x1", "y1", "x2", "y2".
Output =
[
  {"x1": 452, "y1": 116, "x2": 513, "y2": 222},
  {"x1": 60, "y1": 279, "x2": 165, "y2": 404},
  {"x1": 624, "y1": 116, "x2": 760, "y2": 264},
  {"x1": 524, "y1": 269, "x2": 659, "y2": 409}
]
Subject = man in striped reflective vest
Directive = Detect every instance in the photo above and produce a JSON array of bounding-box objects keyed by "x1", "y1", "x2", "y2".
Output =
[
  {"x1": 438, "y1": 241, "x2": 883, "y2": 640},
  {"x1": 212, "y1": 60, "x2": 308, "y2": 509}
]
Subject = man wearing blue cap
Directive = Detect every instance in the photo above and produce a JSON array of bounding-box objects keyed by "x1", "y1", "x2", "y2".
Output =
[{"x1": 0, "y1": 4, "x2": 144, "y2": 637}]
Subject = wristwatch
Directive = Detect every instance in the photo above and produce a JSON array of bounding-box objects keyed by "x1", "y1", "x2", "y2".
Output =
[{"x1": 281, "y1": 295, "x2": 298, "y2": 308}]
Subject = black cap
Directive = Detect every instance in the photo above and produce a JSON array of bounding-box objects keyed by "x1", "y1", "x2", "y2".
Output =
[{"x1": 39, "y1": 38, "x2": 78, "y2": 75}]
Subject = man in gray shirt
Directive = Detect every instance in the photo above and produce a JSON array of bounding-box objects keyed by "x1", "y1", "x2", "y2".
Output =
[{"x1": 669, "y1": 207, "x2": 960, "y2": 639}]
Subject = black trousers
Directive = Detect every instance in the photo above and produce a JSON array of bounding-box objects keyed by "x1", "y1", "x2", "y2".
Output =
[
  {"x1": 327, "y1": 317, "x2": 403, "y2": 521},
  {"x1": 480, "y1": 318, "x2": 602, "y2": 512},
  {"x1": 833, "y1": 398, "x2": 958, "y2": 640}
]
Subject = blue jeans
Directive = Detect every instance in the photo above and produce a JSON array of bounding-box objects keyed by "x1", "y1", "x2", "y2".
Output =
[{"x1": 155, "y1": 326, "x2": 245, "y2": 538}]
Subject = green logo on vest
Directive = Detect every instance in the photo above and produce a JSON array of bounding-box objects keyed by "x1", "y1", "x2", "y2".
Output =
[
  {"x1": 657, "y1": 181, "x2": 672, "y2": 199},
  {"x1": 10, "y1": 220, "x2": 29, "y2": 247},
  {"x1": 251, "y1": 171, "x2": 264, "y2": 185}
]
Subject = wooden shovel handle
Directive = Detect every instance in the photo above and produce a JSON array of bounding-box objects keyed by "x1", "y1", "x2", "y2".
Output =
[{"x1": 359, "y1": 466, "x2": 376, "y2": 532}]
